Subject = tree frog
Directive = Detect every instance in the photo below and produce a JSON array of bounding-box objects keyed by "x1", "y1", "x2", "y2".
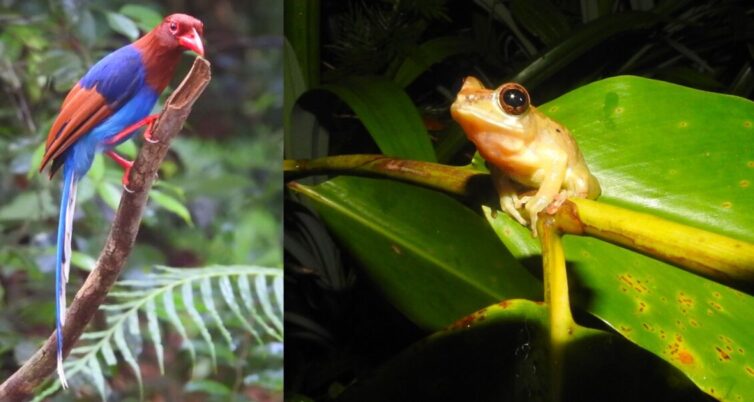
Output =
[{"x1": 450, "y1": 77, "x2": 601, "y2": 235}]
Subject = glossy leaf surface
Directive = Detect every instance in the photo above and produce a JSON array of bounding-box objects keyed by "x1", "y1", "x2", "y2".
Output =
[
  {"x1": 546, "y1": 76, "x2": 754, "y2": 241},
  {"x1": 290, "y1": 177, "x2": 540, "y2": 329}
]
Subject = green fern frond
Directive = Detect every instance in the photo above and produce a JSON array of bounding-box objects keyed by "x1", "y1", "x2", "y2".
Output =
[
  {"x1": 182, "y1": 280, "x2": 217, "y2": 369},
  {"x1": 34, "y1": 265, "x2": 282, "y2": 401}
]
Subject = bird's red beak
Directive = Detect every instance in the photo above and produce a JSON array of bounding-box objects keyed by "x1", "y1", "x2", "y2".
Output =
[{"x1": 178, "y1": 27, "x2": 204, "y2": 57}]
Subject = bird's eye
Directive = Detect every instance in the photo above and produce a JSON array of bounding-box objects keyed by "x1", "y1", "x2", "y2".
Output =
[
  {"x1": 169, "y1": 22, "x2": 178, "y2": 33},
  {"x1": 497, "y1": 83, "x2": 530, "y2": 115}
]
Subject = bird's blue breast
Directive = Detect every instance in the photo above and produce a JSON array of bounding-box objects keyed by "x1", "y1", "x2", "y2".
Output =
[{"x1": 69, "y1": 45, "x2": 159, "y2": 177}]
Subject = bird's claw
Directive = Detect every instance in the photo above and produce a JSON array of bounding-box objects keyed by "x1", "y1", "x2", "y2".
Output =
[
  {"x1": 143, "y1": 126, "x2": 159, "y2": 143},
  {"x1": 143, "y1": 116, "x2": 159, "y2": 144},
  {"x1": 121, "y1": 164, "x2": 135, "y2": 193}
]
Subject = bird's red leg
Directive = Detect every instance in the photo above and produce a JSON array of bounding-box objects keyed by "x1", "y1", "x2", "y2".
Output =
[
  {"x1": 142, "y1": 116, "x2": 159, "y2": 143},
  {"x1": 105, "y1": 150, "x2": 135, "y2": 192},
  {"x1": 104, "y1": 114, "x2": 159, "y2": 146}
]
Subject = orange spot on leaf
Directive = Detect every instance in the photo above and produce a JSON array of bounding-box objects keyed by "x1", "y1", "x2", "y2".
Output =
[
  {"x1": 448, "y1": 309, "x2": 486, "y2": 330},
  {"x1": 678, "y1": 351, "x2": 694, "y2": 365}
]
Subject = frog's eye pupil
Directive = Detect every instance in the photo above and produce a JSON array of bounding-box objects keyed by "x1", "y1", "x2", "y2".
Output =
[
  {"x1": 503, "y1": 89, "x2": 526, "y2": 108},
  {"x1": 497, "y1": 83, "x2": 530, "y2": 115}
]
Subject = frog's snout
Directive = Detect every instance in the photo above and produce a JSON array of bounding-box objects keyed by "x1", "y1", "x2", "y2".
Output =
[
  {"x1": 453, "y1": 76, "x2": 487, "y2": 109},
  {"x1": 460, "y1": 76, "x2": 484, "y2": 91}
]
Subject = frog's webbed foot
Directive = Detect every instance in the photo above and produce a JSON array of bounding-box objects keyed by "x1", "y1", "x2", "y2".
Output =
[
  {"x1": 492, "y1": 167, "x2": 528, "y2": 226},
  {"x1": 524, "y1": 194, "x2": 555, "y2": 236}
]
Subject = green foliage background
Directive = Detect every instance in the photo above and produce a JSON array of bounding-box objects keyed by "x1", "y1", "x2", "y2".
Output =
[{"x1": 0, "y1": 0, "x2": 282, "y2": 400}]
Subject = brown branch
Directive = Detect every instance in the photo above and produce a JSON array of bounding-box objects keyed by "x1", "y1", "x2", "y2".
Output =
[{"x1": 0, "y1": 57, "x2": 212, "y2": 401}]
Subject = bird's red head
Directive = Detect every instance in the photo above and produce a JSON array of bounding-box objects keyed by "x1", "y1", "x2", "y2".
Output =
[{"x1": 154, "y1": 13, "x2": 205, "y2": 56}]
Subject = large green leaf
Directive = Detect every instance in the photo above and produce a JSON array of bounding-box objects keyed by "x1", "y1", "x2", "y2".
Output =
[
  {"x1": 319, "y1": 76, "x2": 436, "y2": 162},
  {"x1": 291, "y1": 76, "x2": 754, "y2": 399},
  {"x1": 290, "y1": 177, "x2": 540, "y2": 329},
  {"x1": 486, "y1": 76, "x2": 754, "y2": 399},
  {"x1": 545, "y1": 75, "x2": 754, "y2": 242}
]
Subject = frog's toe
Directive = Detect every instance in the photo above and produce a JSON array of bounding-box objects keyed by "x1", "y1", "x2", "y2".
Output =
[
  {"x1": 515, "y1": 195, "x2": 531, "y2": 209},
  {"x1": 510, "y1": 209, "x2": 528, "y2": 225},
  {"x1": 529, "y1": 213, "x2": 539, "y2": 237},
  {"x1": 501, "y1": 197, "x2": 528, "y2": 225},
  {"x1": 545, "y1": 190, "x2": 569, "y2": 214}
]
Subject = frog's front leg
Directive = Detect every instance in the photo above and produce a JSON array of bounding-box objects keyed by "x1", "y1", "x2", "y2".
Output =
[
  {"x1": 524, "y1": 154, "x2": 568, "y2": 236},
  {"x1": 490, "y1": 167, "x2": 528, "y2": 226}
]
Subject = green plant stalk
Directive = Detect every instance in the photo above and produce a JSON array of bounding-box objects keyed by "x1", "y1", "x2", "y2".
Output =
[
  {"x1": 556, "y1": 198, "x2": 754, "y2": 285},
  {"x1": 285, "y1": 155, "x2": 754, "y2": 286},
  {"x1": 285, "y1": 155, "x2": 484, "y2": 196},
  {"x1": 539, "y1": 216, "x2": 575, "y2": 402}
]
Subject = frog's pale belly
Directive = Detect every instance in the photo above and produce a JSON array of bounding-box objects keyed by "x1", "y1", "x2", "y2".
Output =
[
  {"x1": 567, "y1": 164, "x2": 601, "y2": 199},
  {"x1": 515, "y1": 153, "x2": 600, "y2": 199}
]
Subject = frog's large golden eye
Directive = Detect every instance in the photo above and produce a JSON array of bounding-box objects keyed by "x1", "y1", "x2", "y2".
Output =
[{"x1": 497, "y1": 83, "x2": 530, "y2": 115}]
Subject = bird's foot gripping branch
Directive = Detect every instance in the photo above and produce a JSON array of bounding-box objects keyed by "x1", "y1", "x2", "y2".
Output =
[{"x1": 0, "y1": 57, "x2": 211, "y2": 401}]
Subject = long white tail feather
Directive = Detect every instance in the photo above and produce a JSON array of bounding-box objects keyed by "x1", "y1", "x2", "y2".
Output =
[
  {"x1": 59, "y1": 178, "x2": 76, "y2": 328},
  {"x1": 56, "y1": 168, "x2": 76, "y2": 389},
  {"x1": 63, "y1": 179, "x2": 76, "y2": 282},
  {"x1": 59, "y1": 290, "x2": 67, "y2": 327},
  {"x1": 57, "y1": 353, "x2": 69, "y2": 389}
]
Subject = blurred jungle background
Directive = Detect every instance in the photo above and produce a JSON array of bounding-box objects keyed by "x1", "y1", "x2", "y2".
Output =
[
  {"x1": 285, "y1": 0, "x2": 754, "y2": 401},
  {"x1": 0, "y1": 0, "x2": 282, "y2": 400}
]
